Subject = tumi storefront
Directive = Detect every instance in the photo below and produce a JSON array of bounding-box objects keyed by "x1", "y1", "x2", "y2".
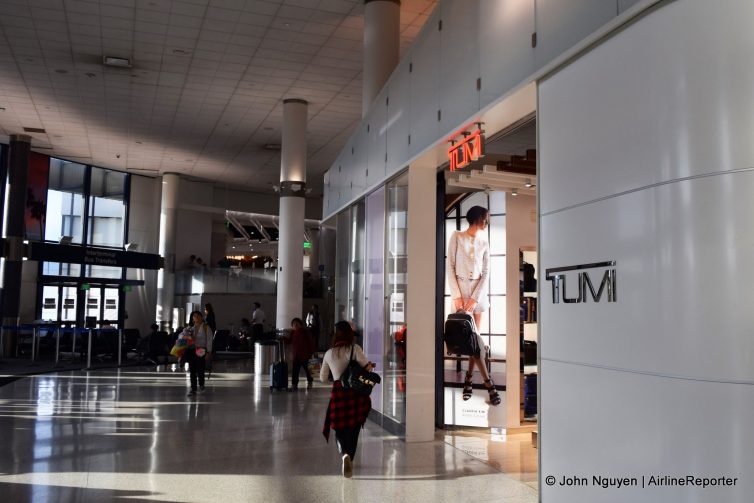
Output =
[{"x1": 324, "y1": 0, "x2": 751, "y2": 501}]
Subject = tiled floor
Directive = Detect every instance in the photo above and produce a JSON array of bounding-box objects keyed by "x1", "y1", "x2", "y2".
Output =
[{"x1": 0, "y1": 361, "x2": 538, "y2": 502}]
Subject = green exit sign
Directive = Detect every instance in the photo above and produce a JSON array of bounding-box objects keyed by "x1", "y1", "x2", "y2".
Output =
[
  {"x1": 123, "y1": 285, "x2": 132, "y2": 292},
  {"x1": 80, "y1": 283, "x2": 90, "y2": 291},
  {"x1": 303, "y1": 242, "x2": 312, "y2": 249}
]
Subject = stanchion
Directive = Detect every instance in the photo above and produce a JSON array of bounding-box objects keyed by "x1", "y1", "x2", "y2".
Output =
[
  {"x1": 55, "y1": 327, "x2": 61, "y2": 365},
  {"x1": 117, "y1": 329, "x2": 123, "y2": 367},
  {"x1": 0, "y1": 326, "x2": 4, "y2": 358},
  {"x1": 86, "y1": 328, "x2": 93, "y2": 370},
  {"x1": 71, "y1": 327, "x2": 77, "y2": 359},
  {"x1": 31, "y1": 327, "x2": 37, "y2": 361}
]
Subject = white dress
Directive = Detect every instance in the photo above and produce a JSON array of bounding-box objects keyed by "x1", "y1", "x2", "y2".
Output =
[{"x1": 447, "y1": 230, "x2": 489, "y2": 313}]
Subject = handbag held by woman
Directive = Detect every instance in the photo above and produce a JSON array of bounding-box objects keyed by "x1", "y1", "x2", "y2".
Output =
[{"x1": 340, "y1": 347, "x2": 381, "y2": 396}]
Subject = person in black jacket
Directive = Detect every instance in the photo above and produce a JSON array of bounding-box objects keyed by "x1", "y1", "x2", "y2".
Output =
[{"x1": 204, "y1": 303, "x2": 216, "y2": 334}]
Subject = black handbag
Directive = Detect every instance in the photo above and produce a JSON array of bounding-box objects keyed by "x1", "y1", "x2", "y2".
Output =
[
  {"x1": 444, "y1": 311, "x2": 481, "y2": 356},
  {"x1": 341, "y1": 347, "x2": 381, "y2": 396}
]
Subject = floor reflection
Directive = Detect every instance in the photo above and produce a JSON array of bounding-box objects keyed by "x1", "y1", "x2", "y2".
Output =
[{"x1": 0, "y1": 361, "x2": 537, "y2": 503}]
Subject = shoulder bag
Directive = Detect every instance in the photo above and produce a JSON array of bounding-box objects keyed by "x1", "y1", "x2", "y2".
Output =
[{"x1": 341, "y1": 346, "x2": 381, "y2": 396}]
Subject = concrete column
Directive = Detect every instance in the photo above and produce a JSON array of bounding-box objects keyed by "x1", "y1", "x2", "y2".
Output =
[
  {"x1": 363, "y1": 0, "x2": 400, "y2": 116},
  {"x1": 276, "y1": 98, "x2": 308, "y2": 329},
  {"x1": 405, "y1": 161, "x2": 436, "y2": 442},
  {"x1": 157, "y1": 173, "x2": 179, "y2": 330},
  {"x1": 1, "y1": 134, "x2": 31, "y2": 337}
]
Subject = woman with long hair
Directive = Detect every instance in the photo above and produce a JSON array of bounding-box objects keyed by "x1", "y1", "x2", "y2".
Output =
[
  {"x1": 181, "y1": 310, "x2": 214, "y2": 396},
  {"x1": 447, "y1": 205, "x2": 501, "y2": 406},
  {"x1": 204, "y1": 303, "x2": 216, "y2": 334},
  {"x1": 320, "y1": 321, "x2": 374, "y2": 478}
]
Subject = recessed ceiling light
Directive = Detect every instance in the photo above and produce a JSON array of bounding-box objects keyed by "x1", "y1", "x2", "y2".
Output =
[
  {"x1": 511, "y1": 188, "x2": 518, "y2": 196},
  {"x1": 103, "y1": 55, "x2": 132, "y2": 68},
  {"x1": 54, "y1": 69, "x2": 68, "y2": 74},
  {"x1": 283, "y1": 23, "x2": 291, "y2": 28},
  {"x1": 172, "y1": 49, "x2": 190, "y2": 55}
]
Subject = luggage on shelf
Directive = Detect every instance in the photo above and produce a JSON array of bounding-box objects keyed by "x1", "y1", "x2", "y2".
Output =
[
  {"x1": 524, "y1": 373, "x2": 537, "y2": 417},
  {"x1": 443, "y1": 311, "x2": 480, "y2": 357}
]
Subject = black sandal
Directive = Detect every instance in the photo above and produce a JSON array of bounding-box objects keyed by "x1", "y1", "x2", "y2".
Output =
[
  {"x1": 462, "y1": 372, "x2": 473, "y2": 401},
  {"x1": 484, "y1": 379, "x2": 501, "y2": 406}
]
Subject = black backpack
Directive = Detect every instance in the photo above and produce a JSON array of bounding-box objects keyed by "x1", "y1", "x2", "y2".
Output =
[{"x1": 443, "y1": 312, "x2": 480, "y2": 357}]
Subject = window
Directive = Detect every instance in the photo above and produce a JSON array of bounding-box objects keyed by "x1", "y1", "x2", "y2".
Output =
[
  {"x1": 45, "y1": 159, "x2": 86, "y2": 243},
  {"x1": 88, "y1": 167, "x2": 126, "y2": 248}
]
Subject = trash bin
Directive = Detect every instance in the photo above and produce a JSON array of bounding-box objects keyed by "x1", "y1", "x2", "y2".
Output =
[{"x1": 254, "y1": 340, "x2": 279, "y2": 375}]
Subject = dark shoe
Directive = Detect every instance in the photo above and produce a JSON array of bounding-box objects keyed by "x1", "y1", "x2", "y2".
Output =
[
  {"x1": 462, "y1": 372, "x2": 473, "y2": 401},
  {"x1": 484, "y1": 379, "x2": 501, "y2": 406},
  {"x1": 307, "y1": 381, "x2": 313, "y2": 389},
  {"x1": 199, "y1": 385, "x2": 205, "y2": 392},
  {"x1": 187, "y1": 389, "x2": 197, "y2": 396}
]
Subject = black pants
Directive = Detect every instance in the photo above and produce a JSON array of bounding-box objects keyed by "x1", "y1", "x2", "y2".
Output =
[
  {"x1": 185, "y1": 349, "x2": 206, "y2": 390},
  {"x1": 291, "y1": 359, "x2": 313, "y2": 388},
  {"x1": 252, "y1": 324, "x2": 264, "y2": 341},
  {"x1": 335, "y1": 427, "x2": 361, "y2": 460}
]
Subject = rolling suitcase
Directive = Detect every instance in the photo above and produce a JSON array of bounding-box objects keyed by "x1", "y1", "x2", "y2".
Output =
[
  {"x1": 270, "y1": 339, "x2": 288, "y2": 392},
  {"x1": 443, "y1": 311, "x2": 480, "y2": 356}
]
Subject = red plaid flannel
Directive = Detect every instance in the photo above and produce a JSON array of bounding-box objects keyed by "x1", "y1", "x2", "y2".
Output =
[{"x1": 322, "y1": 381, "x2": 371, "y2": 441}]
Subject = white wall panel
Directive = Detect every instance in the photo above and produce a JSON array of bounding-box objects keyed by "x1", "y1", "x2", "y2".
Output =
[
  {"x1": 408, "y1": 8, "x2": 440, "y2": 159},
  {"x1": 541, "y1": 361, "x2": 753, "y2": 502},
  {"x1": 322, "y1": 168, "x2": 331, "y2": 216},
  {"x1": 618, "y1": 0, "x2": 642, "y2": 13},
  {"x1": 541, "y1": 171, "x2": 754, "y2": 382},
  {"x1": 534, "y1": 0, "x2": 617, "y2": 69},
  {"x1": 439, "y1": 0, "x2": 480, "y2": 133},
  {"x1": 539, "y1": 0, "x2": 754, "y2": 214},
  {"x1": 366, "y1": 88, "x2": 388, "y2": 188},
  {"x1": 539, "y1": 1, "x2": 754, "y2": 500},
  {"x1": 349, "y1": 129, "x2": 367, "y2": 200},
  {"x1": 386, "y1": 56, "x2": 411, "y2": 178},
  {"x1": 479, "y1": 0, "x2": 535, "y2": 107}
]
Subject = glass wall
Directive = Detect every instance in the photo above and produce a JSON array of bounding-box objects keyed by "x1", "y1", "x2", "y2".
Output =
[
  {"x1": 384, "y1": 172, "x2": 409, "y2": 425},
  {"x1": 88, "y1": 167, "x2": 126, "y2": 247},
  {"x1": 45, "y1": 159, "x2": 86, "y2": 244},
  {"x1": 38, "y1": 157, "x2": 132, "y2": 327},
  {"x1": 333, "y1": 171, "x2": 409, "y2": 430}
]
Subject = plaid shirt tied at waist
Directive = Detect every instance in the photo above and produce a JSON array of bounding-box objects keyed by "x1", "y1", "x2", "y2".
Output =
[{"x1": 322, "y1": 380, "x2": 371, "y2": 442}]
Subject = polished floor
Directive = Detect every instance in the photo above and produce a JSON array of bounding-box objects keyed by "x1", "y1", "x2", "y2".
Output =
[{"x1": 0, "y1": 361, "x2": 538, "y2": 503}]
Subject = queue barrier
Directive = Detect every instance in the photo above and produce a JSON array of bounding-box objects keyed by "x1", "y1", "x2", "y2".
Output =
[{"x1": 0, "y1": 325, "x2": 126, "y2": 369}]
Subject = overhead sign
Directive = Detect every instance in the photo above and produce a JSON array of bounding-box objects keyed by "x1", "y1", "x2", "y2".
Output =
[
  {"x1": 448, "y1": 129, "x2": 485, "y2": 171},
  {"x1": 26, "y1": 242, "x2": 163, "y2": 270},
  {"x1": 545, "y1": 261, "x2": 617, "y2": 304}
]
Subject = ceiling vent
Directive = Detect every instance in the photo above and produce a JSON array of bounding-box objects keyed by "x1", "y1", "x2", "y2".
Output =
[
  {"x1": 264, "y1": 143, "x2": 281, "y2": 151},
  {"x1": 23, "y1": 127, "x2": 46, "y2": 134},
  {"x1": 103, "y1": 56, "x2": 132, "y2": 68}
]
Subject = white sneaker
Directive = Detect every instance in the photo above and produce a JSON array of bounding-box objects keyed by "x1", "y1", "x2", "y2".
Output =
[{"x1": 341, "y1": 454, "x2": 352, "y2": 478}]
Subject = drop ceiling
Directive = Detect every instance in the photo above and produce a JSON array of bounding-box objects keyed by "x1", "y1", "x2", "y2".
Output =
[{"x1": 0, "y1": 0, "x2": 436, "y2": 197}]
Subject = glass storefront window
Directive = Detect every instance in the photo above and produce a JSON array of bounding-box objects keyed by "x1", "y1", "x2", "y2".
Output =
[
  {"x1": 384, "y1": 172, "x2": 409, "y2": 425},
  {"x1": 43, "y1": 262, "x2": 81, "y2": 277},
  {"x1": 349, "y1": 200, "x2": 366, "y2": 335},
  {"x1": 45, "y1": 159, "x2": 86, "y2": 243}
]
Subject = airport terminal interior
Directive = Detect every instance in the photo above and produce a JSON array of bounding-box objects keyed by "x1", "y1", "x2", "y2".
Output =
[{"x1": 1, "y1": 0, "x2": 751, "y2": 502}]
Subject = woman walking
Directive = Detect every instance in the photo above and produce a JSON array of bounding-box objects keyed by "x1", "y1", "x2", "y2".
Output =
[
  {"x1": 447, "y1": 205, "x2": 501, "y2": 406},
  {"x1": 181, "y1": 310, "x2": 214, "y2": 396},
  {"x1": 321, "y1": 321, "x2": 374, "y2": 478}
]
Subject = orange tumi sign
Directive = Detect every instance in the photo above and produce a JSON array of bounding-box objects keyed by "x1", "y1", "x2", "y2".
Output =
[{"x1": 448, "y1": 129, "x2": 485, "y2": 171}]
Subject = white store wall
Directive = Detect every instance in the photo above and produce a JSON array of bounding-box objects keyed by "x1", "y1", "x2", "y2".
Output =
[{"x1": 539, "y1": 0, "x2": 753, "y2": 500}]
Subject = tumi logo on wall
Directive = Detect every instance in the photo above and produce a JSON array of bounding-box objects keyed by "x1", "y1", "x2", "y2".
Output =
[
  {"x1": 545, "y1": 261, "x2": 617, "y2": 304},
  {"x1": 448, "y1": 128, "x2": 485, "y2": 171}
]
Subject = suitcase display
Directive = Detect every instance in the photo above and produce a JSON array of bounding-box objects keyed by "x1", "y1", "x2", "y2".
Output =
[
  {"x1": 270, "y1": 340, "x2": 288, "y2": 391},
  {"x1": 524, "y1": 373, "x2": 537, "y2": 417},
  {"x1": 443, "y1": 312, "x2": 480, "y2": 356}
]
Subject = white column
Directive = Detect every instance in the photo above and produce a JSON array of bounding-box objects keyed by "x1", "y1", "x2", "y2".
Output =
[
  {"x1": 363, "y1": 0, "x2": 400, "y2": 116},
  {"x1": 276, "y1": 99, "x2": 308, "y2": 329},
  {"x1": 157, "y1": 173, "x2": 179, "y2": 330},
  {"x1": 405, "y1": 162, "x2": 436, "y2": 442}
]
